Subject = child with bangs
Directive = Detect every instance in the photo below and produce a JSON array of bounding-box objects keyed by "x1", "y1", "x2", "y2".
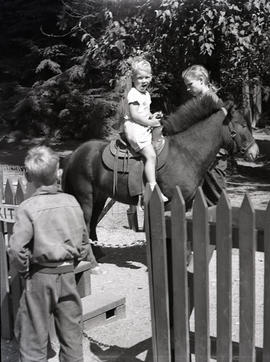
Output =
[{"x1": 124, "y1": 57, "x2": 168, "y2": 202}]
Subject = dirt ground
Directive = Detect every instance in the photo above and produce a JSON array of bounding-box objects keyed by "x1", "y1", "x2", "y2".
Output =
[
  {"x1": 2, "y1": 200, "x2": 267, "y2": 362},
  {"x1": 1, "y1": 135, "x2": 269, "y2": 361}
]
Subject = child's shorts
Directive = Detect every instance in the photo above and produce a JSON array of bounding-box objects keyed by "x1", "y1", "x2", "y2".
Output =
[{"x1": 124, "y1": 120, "x2": 152, "y2": 152}]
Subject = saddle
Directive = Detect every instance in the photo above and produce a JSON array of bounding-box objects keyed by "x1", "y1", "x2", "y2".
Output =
[{"x1": 102, "y1": 131, "x2": 168, "y2": 197}]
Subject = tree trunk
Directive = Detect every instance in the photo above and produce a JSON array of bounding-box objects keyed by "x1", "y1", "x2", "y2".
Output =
[
  {"x1": 242, "y1": 69, "x2": 252, "y2": 129},
  {"x1": 252, "y1": 77, "x2": 262, "y2": 128}
]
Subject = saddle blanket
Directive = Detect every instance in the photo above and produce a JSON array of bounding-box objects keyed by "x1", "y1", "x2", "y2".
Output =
[{"x1": 102, "y1": 138, "x2": 168, "y2": 197}]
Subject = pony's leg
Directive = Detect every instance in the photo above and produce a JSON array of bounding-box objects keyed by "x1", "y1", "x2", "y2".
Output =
[
  {"x1": 66, "y1": 174, "x2": 102, "y2": 260},
  {"x1": 90, "y1": 197, "x2": 107, "y2": 240},
  {"x1": 75, "y1": 183, "x2": 107, "y2": 260},
  {"x1": 78, "y1": 194, "x2": 94, "y2": 234},
  {"x1": 89, "y1": 195, "x2": 108, "y2": 260},
  {"x1": 73, "y1": 190, "x2": 103, "y2": 264}
]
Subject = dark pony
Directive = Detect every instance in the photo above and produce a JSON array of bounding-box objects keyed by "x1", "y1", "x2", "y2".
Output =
[{"x1": 63, "y1": 96, "x2": 259, "y2": 248}]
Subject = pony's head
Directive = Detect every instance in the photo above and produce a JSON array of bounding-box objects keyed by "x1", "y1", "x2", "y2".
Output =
[
  {"x1": 223, "y1": 105, "x2": 259, "y2": 161},
  {"x1": 162, "y1": 95, "x2": 259, "y2": 161}
]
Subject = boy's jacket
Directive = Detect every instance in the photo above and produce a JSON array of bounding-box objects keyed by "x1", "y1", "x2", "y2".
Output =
[{"x1": 8, "y1": 185, "x2": 90, "y2": 274}]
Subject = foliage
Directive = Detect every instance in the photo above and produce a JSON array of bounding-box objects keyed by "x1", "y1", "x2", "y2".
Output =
[
  {"x1": 60, "y1": 0, "x2": 270, "y2": 106},
  {"x1": 1, "y1": 0, "x2": 270, "y2": 139},
  {"x1": 0, "y1": 0, "x2": 122, "y2": 139},
  {"x1": 13, "y1": 75, "x2": 118, "y2": 140},
  {"x1": 36, "y1": 59, "x2": 62, "y2": 76}
]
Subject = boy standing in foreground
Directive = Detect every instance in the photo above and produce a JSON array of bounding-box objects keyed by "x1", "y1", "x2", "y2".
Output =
[{"x1": 8, "y1": 146, "x2": 91, "y2": 362}]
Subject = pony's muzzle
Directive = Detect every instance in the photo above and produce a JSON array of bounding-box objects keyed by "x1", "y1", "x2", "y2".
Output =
[{"x1": 244, "y1": 142, "x2": 259, "y2": 161}]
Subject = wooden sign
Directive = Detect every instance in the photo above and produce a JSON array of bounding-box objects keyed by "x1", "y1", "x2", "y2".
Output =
[{"x1": 0, "y1": 204, "x2": 17, "y2": 223}]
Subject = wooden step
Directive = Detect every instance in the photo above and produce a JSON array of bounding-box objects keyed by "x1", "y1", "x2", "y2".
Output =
[
  {"x1": 81, "y1": 292, "x2": 126, "y2": 329},
  {"x1": 48, "y1": 292, "x2": 125, "y2": 344}
]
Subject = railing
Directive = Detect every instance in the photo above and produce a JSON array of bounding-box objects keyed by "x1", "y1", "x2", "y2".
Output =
[{"x1": 145, "y1": 185, "x2": 270, "y2": 362}]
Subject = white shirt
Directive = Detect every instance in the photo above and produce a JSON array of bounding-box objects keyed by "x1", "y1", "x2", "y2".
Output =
[{"x1": 125, "y1": 87, "x2": 151, "y2": 121}]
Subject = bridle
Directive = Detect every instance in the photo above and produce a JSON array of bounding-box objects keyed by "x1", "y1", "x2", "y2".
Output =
[{"x1": 226, "y1": 117, "x2": 255, "y2": 156}]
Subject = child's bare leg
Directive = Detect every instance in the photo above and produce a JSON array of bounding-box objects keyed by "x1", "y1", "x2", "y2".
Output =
[
  {"x1": 140, "y1": 145, "x2": 156, "y2": 186},
  {"x1": 140, "y1": 145, "x2": 168, "y2": 201}
]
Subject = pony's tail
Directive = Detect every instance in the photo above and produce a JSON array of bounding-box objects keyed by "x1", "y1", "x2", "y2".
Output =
[{"x1": 60, "y1": 154, "x2": 72, "y2": 193}]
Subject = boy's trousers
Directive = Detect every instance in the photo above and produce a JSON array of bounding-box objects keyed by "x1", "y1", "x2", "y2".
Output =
[{"x1": 15, "y1": 270, "x2": 84, "y2": 362}]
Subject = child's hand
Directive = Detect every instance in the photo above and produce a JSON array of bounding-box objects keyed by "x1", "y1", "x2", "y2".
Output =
[
  {"x1": 154, "y1": 111, "x2": 163, "y2": 119},
  {"x1": 150, "y1": 112, "x2": 163, "y2": 127}
]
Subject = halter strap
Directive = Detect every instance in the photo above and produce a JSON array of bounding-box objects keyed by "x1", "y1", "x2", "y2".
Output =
[
  {"x1": 239, "y1": 138, "x2": 256, "y2": 155},
  {"x1": 227, "y1": 120, "x2": 255, "y2": 155}
]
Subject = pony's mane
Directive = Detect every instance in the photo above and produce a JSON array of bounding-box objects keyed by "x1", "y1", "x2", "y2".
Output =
[{"x1": 163, "y1": 94, "x2": 222, "y2": 135}]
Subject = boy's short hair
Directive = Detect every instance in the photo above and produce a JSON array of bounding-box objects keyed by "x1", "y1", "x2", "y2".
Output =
[
  {"x1": 131, "y1": 57, "x2": 152, "y2": 77},
  {"x1": 182, "y1": 64, "x2": 219, "y2": 93},
  {"x1": 182, "y1": 64, "x2": 210, "y2": 84},
  {"x1": 25, "y1": 146, "x2": 59, "y2": 185}
]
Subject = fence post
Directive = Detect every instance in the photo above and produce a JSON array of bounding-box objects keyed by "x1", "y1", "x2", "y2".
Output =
[
  {"x1": 193, "y1": 187, "x2": 210, "y2": 362},
  {"x1": 263, "y1": 203, "x2": 270, "y2": 362},
  {"x1": 15, "y1": 179, "x2": 26, "y2": 204},
  {"x1": 0, "y1": 231, "x2": 13, "y2": 339},
  {"x1": 171, "y1": 186, "x2": 190, "y2": 361},
  {"x1": 239, "y1": 195, "x2": 256, "y2": 362},
  {"x1": 146, "y1": 185, "x2": 171, "y2": 362},
  {"x1": 216, "y1": 191, "x2": 232, "y2": 362},
  {"x1": 144, "y1": 184, "x2": 158, "y2": 362},
  {"x1": 5, "y1": 180, "x2": 24, "y2": 331}
]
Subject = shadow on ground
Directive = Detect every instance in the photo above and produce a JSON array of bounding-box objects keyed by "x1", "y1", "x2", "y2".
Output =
[
  {"x1": 88, "y1": 337, "x2": 152, "y2": 362},
  {"x1": 97, "y1": 245, "x2": 148, "y2": 269}
]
